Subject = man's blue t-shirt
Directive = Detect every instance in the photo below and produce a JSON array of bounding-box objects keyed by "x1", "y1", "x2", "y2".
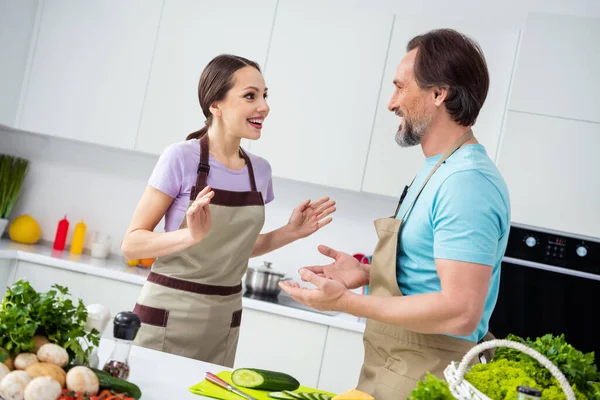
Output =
[{"x1": 395, "y1": 144, "x2": 511, "y2": 342}]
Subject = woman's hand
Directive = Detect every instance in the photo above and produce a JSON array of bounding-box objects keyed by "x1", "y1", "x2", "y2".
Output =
[
  {"x1": 186, "y1": 186, "x2": 215, "y2": 242},
  {"x1": 287, "y1": 197, "x2": 336, "y2": 239}
]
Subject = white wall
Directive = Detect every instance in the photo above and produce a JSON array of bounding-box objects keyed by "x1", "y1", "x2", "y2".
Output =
[
  {"x1": 0, "y1": 126, "x2": 396, "y2": 278},
  {"x1": 2, "y1": 0, "x2": 599, "y2": 276}
]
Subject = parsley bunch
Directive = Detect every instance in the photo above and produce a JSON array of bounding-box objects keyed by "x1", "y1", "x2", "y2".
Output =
[
  {"x1": 409, "y1": 373, "x2": 455, "y2": 400},
  {"x1": 0, "y1": 280, "x2": 100, "y2": 364}
]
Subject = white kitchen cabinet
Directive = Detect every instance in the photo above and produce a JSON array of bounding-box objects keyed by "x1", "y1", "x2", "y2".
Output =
[
  {"x1": 235, "y1": 308, "x2": 328, "y2": 388},
  {"x1": 509, "y1": 12, "x2": 600, "y2": 123},
  {"x1": 0, "y1": 259, "x2": 17, "y2": 296},
  {"x1": 0, "y1": 0, "x2": 39, "y2": 127},
  {"x1": 11, "y1": 260, "x2": 84, "y2": 297},
  {"x1": 361, "y1": 17, "x2": 521, "y2": 198},
  {"x1": 18, "y1": 0, "x2": 162, "y2": 149},
  {"x1": 135, "y1": 0, "x2": 277, "y2": 156},
  {"x1": 249, "y1": 0, "x2": 393, "y2": 191},
  {"x1": 317, "y1": 327, "x2": 365, "y2": 394},
  {"x1": 496, "y1": 111, "x2": 600, "y2": 238},
  {"x1": 79, "y1": 274, "x2": 142, "y2": 338}
]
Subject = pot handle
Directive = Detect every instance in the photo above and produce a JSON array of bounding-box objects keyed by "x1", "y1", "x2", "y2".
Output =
[{"x1": 280, "y1": 277, "x2": 292, "y2": 282}]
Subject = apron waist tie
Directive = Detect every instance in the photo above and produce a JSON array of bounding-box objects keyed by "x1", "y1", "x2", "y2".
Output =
[{"x1": 147, "y1": 272, "x2": 242, "y2": 296}]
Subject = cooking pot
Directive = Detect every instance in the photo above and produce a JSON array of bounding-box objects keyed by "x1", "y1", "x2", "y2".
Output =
[{"x1": 245, "y1": 261, "x2": 290, "y2": 296}]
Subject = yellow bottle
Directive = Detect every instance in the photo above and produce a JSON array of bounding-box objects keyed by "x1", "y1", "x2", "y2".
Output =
[{"x1": 70, "y1": 220, "x2": 87, "y2": 255}]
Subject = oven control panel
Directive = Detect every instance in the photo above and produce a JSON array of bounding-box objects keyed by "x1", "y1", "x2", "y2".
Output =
[{"x1": 507, "y1": 225, "x2": 599, "y2": 275}]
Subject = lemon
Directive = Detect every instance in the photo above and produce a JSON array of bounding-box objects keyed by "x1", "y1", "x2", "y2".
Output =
[{"x1": 8, "y1": 214, "x2": 42, "y2": 244}]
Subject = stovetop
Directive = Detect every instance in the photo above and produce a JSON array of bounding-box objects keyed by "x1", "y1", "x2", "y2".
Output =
[{"x1": 242, "y1": 290, "x2": 339, "y2": 317}]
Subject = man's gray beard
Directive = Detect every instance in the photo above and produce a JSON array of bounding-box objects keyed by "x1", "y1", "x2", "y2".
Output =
[{"x1": 394, "y1": 118, "x2": 428, "y2": 147}]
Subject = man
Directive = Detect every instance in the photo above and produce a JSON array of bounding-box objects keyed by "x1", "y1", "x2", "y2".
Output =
[{"x1": 279, "y1": 28, "x2": 511, "y2": 400}]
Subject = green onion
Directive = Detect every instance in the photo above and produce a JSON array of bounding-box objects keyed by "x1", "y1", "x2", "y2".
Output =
[{"x1": 0, "y1": 154, "x2": 30, "y2": 219}]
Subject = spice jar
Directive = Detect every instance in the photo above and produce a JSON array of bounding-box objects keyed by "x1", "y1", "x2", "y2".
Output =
[{"x1": 103, "y1": 311, "x2": 140, "y2": 380}]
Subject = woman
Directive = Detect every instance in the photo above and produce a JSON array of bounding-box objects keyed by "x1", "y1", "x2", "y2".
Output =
[{"x1": 121, "y1": 54, "x2": 336, "y2": 367}]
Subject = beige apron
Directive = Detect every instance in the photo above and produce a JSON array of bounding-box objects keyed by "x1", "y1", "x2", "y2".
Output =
[
  {"x1": 132, "y1": 134, "x2": 265, "y2": 367},
  {"x1": 356, "y1": 130, "x2": 494, "y2": 399}
]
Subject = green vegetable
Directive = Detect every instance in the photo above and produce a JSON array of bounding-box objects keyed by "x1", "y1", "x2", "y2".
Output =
[
  {"x1": 494, "y1": 334, "x2": 599, "y2": 391},
  {"x1": 465, "y1": 359, "x2": 540, "y2": 400},
  {"x1": 232, "y1": 368, "x2": 300, "y2": 391},
  {"x1": 269, "y1": 393, "x2": 295, "y2": 400},
  {"x1": 0, "y1": 280, "x2": 100, "y2": 365},
  {"x1": 65, "y1": 365, "x2": 142, "y2": 400},
  {"x1": 97, "y1": 371, "x2": 142, "y2": 400},
  {"x1": 493, "y1": 333, "x2": 599, "y2": 400},
  {"x1": 0, "y1": 154, "x2": 29, "y2": 219},
  {"x1": 408, "y1": 372, "x2": 454, "y2": 400}
]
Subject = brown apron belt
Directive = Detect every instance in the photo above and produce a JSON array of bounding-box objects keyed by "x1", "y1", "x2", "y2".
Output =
[
  {"x1": 147, "y1": 271, "x2": 242, "y2": 296},
  {"x1": 191, "y1": 134, "x2": 259, "y2": 199}
]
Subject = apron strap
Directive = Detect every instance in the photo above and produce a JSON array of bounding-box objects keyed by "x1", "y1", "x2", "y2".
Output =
[
  {"x1": 399, "y1": 129, "x2": 474, "y2": 222},
  {"x1": 191, "y1": 134, "x2": 259, "y2": 199},
  {"x1": 239, "y1": 148, "x2": 258, "y2": 192}
]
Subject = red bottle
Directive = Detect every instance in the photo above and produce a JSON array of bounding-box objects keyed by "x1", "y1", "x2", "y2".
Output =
[{"x1": 53, "y1": 215, "x2": 69, "y2": 251}]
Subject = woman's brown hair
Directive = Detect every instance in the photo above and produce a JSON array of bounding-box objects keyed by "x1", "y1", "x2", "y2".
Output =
[{"x1": 186, "y1": 54, "x2": 261, "y2": 140}]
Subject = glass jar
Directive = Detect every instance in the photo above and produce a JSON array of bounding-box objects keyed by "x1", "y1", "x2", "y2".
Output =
[{"x1": 102, "y1": 311, "x2": 141, "y2": 380}]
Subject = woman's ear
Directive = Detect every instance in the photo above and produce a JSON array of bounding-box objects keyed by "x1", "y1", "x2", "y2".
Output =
[{"x1": 209, "y1": 101, "x2": 222, "y2": 118}]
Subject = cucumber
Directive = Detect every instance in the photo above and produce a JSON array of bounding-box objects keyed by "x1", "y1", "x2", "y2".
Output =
[
  {"x1": 232, "y1": 368, "x2": 300, "y2": 391},
  {"x1": 97, "y1": 373, "x2": 142, "y2": 400},
  {"x1": 65, "y1": 365, "x2": 142, "y2": 399},
  {"x1": 269, "y1": 392, "x2": 295, "y2": 399},
  {"x1": 282, "y1": 391, "x2": 304, "y2": 399}
]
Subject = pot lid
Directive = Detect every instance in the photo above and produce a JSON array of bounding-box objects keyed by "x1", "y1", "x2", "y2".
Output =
[{"x1": 249, "y1": 261, "x2": 286, "y2": 277}]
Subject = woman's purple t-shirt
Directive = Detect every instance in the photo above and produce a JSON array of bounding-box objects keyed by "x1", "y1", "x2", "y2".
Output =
[{"x1": 148, "y1": 139, "x2": 274, "y2": 232}]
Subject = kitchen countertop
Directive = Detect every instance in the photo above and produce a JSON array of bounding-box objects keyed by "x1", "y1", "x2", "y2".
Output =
[
  {"x1": 0, "y1": 239, "x2": 366, "y2": 333},
  {"x1": 97, "y1": 337, "x2": 228, "y2": 399}
]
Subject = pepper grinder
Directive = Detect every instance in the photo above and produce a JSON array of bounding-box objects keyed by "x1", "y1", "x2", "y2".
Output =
[{"x1": 103, "y1": 311, "x2": 141, "y2": 380}]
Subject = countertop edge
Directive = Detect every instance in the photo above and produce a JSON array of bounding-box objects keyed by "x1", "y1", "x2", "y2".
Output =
[{"x1": 0, "y1": 242, "x2": 366, "y2": 334}]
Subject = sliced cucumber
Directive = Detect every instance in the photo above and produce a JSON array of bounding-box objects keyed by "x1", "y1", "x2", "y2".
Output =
[
  {"x1": 232, "y1": 368, "x2": 300, "y2": 391},
  {"x1": 282, "y1": 391, "x2": 305, "y2": 399},
  {"x1": 269, "y1": 392, "x2": 295, "y2": 400}
]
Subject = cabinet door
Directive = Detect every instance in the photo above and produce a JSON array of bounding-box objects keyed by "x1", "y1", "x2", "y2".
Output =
[
  {"x1": 12, "y1": 260, "x2": 84, "y2": 298},
  {"x1": 317, "y1": 327, "x2": 364, "y2": 393},
  {"x1": 235, "y1": 308, "x2": 328, "y2": 388},
  {"x1": 361, "y1": 17, "x2": 520, "y2": 198},
  {"x1": 18, "y1": 0, "x2": 162, "y2": 149},
  {"x1": 509, "y1": 12, "x2": 600, "y2": 123},
  {"x1": 0, "y1": 259, "x2": 17, "y2": 297},
  {"x1": 249, "y1": 0, "x2": 393, "y2": 191},
  {"x1": 135, "y1": 0, "x2": 277, "y2": 156},
  {"x1": 79, "y1": 274, "x2": 142, "y2": 338},
  {"x1": 496, "y1": 111, "x2": 600, "y2": 238},
  {"x1": 0, "y1": 0, "x2": 39, "y2": 127}
]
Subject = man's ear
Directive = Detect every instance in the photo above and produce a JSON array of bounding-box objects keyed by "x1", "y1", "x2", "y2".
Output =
[
  {"x1": 433, "y1": 86, "x2": 449, "y2": 106},
  {"x1": 209, "y1": 101, "x2": 222, "y2": 118}
]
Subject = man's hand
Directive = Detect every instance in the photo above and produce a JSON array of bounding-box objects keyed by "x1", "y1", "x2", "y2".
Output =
[
  {"x1": 300, "y1": 245, "x2": 370, "y2": 289},
  {"x1": 279, "y1": 269, "x2": 352, "y2": 312}
]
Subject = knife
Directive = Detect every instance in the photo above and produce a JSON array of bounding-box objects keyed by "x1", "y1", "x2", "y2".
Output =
[{"x1": 205, "y1": 372, "x2": 259, "y2": 400}]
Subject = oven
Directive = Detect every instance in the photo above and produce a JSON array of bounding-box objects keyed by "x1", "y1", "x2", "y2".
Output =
[{"x1": 489, "y1": 223, "x2": 600, "y2": 358}]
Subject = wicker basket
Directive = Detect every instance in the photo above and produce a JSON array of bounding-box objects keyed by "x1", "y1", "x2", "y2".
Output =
[{"x1": 443, "y1": 339, "x2": 576, "y2": 400}]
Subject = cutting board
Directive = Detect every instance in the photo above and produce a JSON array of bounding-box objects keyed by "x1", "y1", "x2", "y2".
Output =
[{"x1": 189, "y1": 371, "x2": 337, "y2": 400}]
